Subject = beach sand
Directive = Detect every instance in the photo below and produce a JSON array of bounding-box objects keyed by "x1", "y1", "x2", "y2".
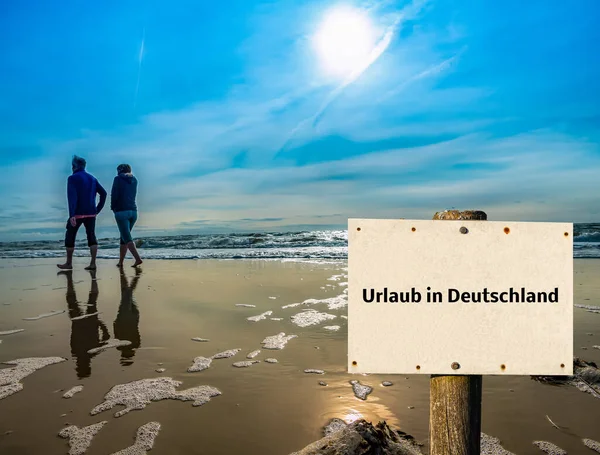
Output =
[{"x1": 0, "y1": 258, "x2": 599, "y2": 455}]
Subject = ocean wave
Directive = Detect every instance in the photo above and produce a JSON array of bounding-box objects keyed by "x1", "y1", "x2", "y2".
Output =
[
  {"x1": 0, "y1": 244, "x2": 598, "y2": 259},
  {"x1": 0, "y1": 225, "x2": 598, "y2": 259},
  {"x1": 574, "y1": 233, "x2": 600, "y2": 243},
  {"x1": 0, "y1": 247, "x2": 349, "y2": 260}
]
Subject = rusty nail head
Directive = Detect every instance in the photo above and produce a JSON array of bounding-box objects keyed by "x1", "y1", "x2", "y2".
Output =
[
  {"x1": 564, "y1": 232, "x2": 568, "y2": 237},
  {"x1": 416, "y1": 365, "x2": 421, "y2": 370},
  {"x1": 560, "y1": 363, "x2": 565, "y2": 368},
  {"x1": 459, "y1": 227, "x2": 468, "y2": 234},
  {"x1": 411, "y1": 227, "x2": 416, "y2": 232},
  {"x1": 357, "y1": 227, "x2": 361, "y2": 231},
  {"x1": 451, "y1": 362, "x2": 460, "y2": 370},
  {"x1": 504, "y1": 227, "x2": 510, "y2": 234},
  {"x1": 352, "y1": 361, "x2": 357, "y2": 366},
  {"x1": 501, "y1": 364, "x2": 506, "y2": 370}
]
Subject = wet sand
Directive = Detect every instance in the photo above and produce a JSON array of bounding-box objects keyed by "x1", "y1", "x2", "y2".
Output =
[{"x1": 0, "y1": 258, "x2": 599, "y2": 455}]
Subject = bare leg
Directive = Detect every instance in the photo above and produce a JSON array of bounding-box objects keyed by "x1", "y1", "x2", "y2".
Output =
[
  {"x1": 85, "y1": 245, "x2": 98, "y2": 270},
  {"x1": 127, "y1": 241, "x2": 143, "y2": 267},
  {"x1": 117, "y1": 244, "x2": 127, "y2": 267},
  {"x1": 57, "y1": 248, "x2": 75, "y2": 269}
]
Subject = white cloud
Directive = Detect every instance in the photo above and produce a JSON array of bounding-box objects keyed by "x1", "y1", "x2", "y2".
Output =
[{"x1": 1, "y1": 0, "x2": 599, "y2": 241}]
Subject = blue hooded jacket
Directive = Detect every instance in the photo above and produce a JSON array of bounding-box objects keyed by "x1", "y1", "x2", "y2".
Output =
[
  {"x1": 110, "y1": 173, "x2": 138, "y2": 212},
  {"x1": 67, "y1": 169, "x2": 107, "y2": 218}
]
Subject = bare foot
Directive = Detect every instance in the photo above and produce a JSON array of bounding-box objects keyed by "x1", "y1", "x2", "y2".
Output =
[
  {"x1": 132, "y1": 260, "x2": 143, "y2": 268},
  {"x1": 116, "y1": 262, "x2": 123, "y2": 268},
  {"x1": 57, "y1": 263, "x2": 73, "y2": 270},
  {"x1": 84, "y1": 264, "x2": 96, "y2": 270}
]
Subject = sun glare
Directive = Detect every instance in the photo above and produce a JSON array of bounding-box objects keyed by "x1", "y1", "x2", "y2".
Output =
[{"x1": 313, "y1": 5, "x2": 377, "y2": 79}]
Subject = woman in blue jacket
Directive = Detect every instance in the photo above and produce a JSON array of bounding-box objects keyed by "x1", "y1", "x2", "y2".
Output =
[{"x1": 111, "y1": 164, "x2": 143, "y2": 267}]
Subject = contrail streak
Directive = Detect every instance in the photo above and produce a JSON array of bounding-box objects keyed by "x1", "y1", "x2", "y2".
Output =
[
  {"x1": 277, "y1": 20, "x2": 397, "y2": 153},
  {"x1": 378, "y1": 49, "x2": 465, "y2": 102},
  {"x1": 134, "y1": 27, "x2": 146, "y2": 109},
  {"x1": 277, "y1": 0, "x2": 430, "y2": 153}
]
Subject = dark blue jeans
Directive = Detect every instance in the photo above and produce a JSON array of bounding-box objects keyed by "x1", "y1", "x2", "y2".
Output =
[{"x1": 114, "y1": 210, "x2": 138, "y2": 244}]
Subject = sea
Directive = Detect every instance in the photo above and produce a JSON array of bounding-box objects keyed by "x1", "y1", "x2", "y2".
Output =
[{"x1": 0, "y1": 223, "x2": 599, "y2": 260}]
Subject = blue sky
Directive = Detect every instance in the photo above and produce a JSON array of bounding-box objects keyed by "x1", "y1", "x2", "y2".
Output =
[{"x1": 0, "y1": 0, "x2": 599, "y2": 241}]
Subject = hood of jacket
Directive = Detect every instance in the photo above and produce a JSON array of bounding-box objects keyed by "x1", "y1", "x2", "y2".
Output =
[{"x1": 118, "y1": 173, "x2": 135, "y2": 183}]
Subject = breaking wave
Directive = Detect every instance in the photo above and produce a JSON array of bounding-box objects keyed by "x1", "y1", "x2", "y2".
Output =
[{"x1": 0, "y1": 225, "x2": 598, "y2": 259}]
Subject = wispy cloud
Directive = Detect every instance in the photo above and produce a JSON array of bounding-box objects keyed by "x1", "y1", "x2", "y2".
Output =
[{"x1": 0, "y1": 0, "x2": 598, "y2": 241}]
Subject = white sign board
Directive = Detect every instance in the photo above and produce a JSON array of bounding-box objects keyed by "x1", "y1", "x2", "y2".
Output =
[{"x1": 348, "y1": 219, "x2": 573, "y2": 375}]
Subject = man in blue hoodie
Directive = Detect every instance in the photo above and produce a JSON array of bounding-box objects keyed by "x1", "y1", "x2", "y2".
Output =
[{"x1": 57, "y1": 156, "x2": 107, "y2": 270}]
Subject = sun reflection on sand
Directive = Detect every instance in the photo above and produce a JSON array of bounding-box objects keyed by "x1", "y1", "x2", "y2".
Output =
[
  {"x1": 328, "y1": 391, "x2": 403, "y2": 429},
  {"x1": 342, "y1": 409, "x2": 363, "y2": 423}
]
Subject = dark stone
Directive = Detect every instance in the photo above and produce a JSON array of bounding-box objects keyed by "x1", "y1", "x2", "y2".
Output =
[
  {"x1": 531, "y1": 357, "x2": 600, "y2": 398},
  {"x1": 289, "y1": 419, "x2": 423, "y2": 455}
]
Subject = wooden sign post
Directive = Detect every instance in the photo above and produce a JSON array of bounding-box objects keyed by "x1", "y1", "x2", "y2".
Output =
[
  {"x1": 430, "y1": 210, "x2": 486, "y2": 455},
  {"x1": 347, "y1": 211, "x2": 573, "y2": 455}
]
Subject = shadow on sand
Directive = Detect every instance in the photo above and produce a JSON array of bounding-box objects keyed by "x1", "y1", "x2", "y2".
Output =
[{"x1": 59, "y1": 267, "x2": 142, "y2": 378}]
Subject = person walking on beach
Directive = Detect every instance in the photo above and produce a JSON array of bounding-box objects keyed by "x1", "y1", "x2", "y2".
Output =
[
  {"x1": 111, "y1": 164, "x2": 143, "y2": 267},
  {"x1": 57, "y1": 156, "x2": 107, "y2": 270}
]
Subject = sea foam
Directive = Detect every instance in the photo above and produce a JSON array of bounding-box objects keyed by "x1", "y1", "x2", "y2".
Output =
[
  {"x1": 110, "y1": 422, "x2": 161, "y2": 455},
  {"x1": 23, "y1": 310, "x2": 65, "y2": 321},
  {"x1": 233, "y1": 361, "x2": 259, "y2": 368},
  {"x1": 87, "y1": 339, "x2": 132, "y2": 354},
  {"x1": 90, "y1": 377, "x2": 221, "y2": 418},
  {"x1": 247, "y1": 311, "x2": 273, "y2": 322},
  {"x1": 63, "y1": 385, "x2": 84, "y2": 399},
  {"x1": 59, "y1": 422, "x2": 107, "y2": 455},
  {"x1": 0, "y1": 329, "x2": 24, "y2": 336},
  {"x1": 188, "y1": 357, "x2": 212, "y2": 372},
  {"x1": 480, "y1": 433, "x2": 515, "y2": 455},
  {"x1": 533, "y1": 441, "x2": 567, "y2": 455},
  {"x1": 0, "y1": 357, "x2": 66, "y2": 400},
  {"x1": 350, "y1": 380, "x2": 372, "y2": 400},
  {"x1": 262, "y1": 333, "x2": 297, "y2": 350},
  {"x1": 583, "y1": 438, "x2": 600, "y2": 453},
  {"x1": 291, "y1": 310, "x2": 337, "y2": 328}
]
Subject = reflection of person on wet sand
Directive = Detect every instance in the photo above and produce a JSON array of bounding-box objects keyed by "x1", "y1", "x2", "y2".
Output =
[
  {"x1": 113, "y1": 267, "x2": 142, "y2": 365},
  {"x1": 60, "y1": 269, "x2": 110, "y2": 378}
]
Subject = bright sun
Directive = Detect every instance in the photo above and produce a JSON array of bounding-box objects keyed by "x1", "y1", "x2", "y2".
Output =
[{"x1": 313, "y1": 5, "x2": 377, "y2": 79}]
